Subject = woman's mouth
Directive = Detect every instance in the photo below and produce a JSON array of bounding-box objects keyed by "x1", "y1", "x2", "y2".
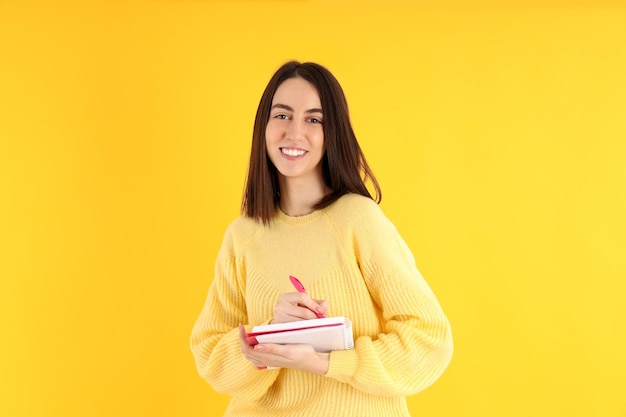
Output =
[{"x1": 281, "y1": 148, "x2": 307, "y2": 157}]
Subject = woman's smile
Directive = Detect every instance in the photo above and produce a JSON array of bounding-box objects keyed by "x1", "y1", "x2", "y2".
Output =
[{"x1": 280, "y1": 147, "x2": 308, "y2": 158}]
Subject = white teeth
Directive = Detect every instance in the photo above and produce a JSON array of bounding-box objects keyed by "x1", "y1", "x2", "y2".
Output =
[{"x1": 281, "y1": 148, "x2": 306, "y2": 157}]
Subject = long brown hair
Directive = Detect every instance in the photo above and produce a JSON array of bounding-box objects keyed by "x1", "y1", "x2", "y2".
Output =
[{"x1": 242, "y1": 61, "x2": 381, "y2": 224}]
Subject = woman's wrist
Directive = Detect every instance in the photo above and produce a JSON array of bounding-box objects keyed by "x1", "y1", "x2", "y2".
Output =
[{"x1": 313, "y1": 352, "x2": 330, "y2": 375}]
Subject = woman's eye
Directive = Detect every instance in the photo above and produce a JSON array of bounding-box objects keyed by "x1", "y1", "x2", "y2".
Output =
[
  {"x1": 274, "y1": 114, "x2": 288, "y2": 120},
  {"x1": 309, "y1": 118, "x2": 322, "y2": 124}
]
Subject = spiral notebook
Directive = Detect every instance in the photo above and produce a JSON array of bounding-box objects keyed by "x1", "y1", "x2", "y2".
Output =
[{"x1": 246, "y1": 316, "x2": 354, "y2": 353}]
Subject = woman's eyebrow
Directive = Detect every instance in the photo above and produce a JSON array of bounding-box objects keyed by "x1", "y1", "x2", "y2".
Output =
[{"x1": 271, "y1": 103, "x2": 323, "y2": 114}]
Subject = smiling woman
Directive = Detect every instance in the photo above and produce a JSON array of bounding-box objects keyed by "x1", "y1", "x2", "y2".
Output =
[
  {"x1": 189, "y1": 61, "x2": 453, "y2": 417},
  {"x1": 265, "y1": 77, "x2": 327, "y2": 214},
  {"x1": 241, "y1": 61, "x2": 382, "y2": 224}
]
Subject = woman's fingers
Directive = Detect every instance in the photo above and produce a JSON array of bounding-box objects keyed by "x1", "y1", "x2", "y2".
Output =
[
  {"x1": 315, "y1": 299, "x2": 329, "y2": 316},
  {"x1": 239, "y1": 324, "x2": 268, "y2": 368},
  {"x1": 251, "y1": 342, "x2": 328, "y2": 374},
  {"x1": 272, "y1": 292, "x2": 328, "y2": 323}
]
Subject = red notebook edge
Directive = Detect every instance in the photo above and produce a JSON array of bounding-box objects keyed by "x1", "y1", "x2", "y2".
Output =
[{"x1": 246, "y1": 322, "x2": 344, "y2": 341}]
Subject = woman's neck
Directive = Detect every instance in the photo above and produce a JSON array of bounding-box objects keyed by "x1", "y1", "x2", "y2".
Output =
[{"x1": 278, "y1": 176, "x2": 329, "y2": 217}]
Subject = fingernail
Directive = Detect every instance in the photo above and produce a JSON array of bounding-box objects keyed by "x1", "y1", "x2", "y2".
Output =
[{"x1": 254, "y1": 345, "x2": 265, "y2": 351}]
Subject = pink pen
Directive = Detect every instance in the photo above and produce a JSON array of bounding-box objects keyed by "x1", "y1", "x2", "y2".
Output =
[{"x1": 289, "y1": 275, "x2": 325, "y2": 318}]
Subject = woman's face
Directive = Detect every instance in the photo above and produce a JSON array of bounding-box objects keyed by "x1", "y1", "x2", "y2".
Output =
[{"x1": 265, "y1": 77, "x2": 325, "y2": 186}]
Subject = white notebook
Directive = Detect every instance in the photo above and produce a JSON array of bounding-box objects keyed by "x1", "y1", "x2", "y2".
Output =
[{"x1": 246, "y1": 316, "x2": 354, "y2": 353}]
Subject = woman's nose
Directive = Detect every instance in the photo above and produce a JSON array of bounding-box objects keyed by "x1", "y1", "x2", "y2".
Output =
[{"x1": 285, "y1": 119, "x2": 305, "y2": 140}]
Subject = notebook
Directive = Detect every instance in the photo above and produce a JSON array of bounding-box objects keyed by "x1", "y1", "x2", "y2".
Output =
[{"x1": 246, "y1": 316, "x2": 354, "y2": 353}]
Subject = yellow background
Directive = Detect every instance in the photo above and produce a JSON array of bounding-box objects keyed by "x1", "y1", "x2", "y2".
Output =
[{"x1": 1, "y1": 1, "x2": 625, "y2": 416}]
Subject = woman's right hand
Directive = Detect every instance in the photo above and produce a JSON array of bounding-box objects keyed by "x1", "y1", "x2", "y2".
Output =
[{"x1": 271, "y1": 292, "x2": 329, "y2": 324}]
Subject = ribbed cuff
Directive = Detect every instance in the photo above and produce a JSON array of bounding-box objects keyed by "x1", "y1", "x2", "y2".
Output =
[{"x1": 325, "y1": 348, "x2": 358, "y2": 379}]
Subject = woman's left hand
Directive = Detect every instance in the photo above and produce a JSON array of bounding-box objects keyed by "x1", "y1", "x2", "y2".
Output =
[{"x1": 238, "y1": 324, "x2": 329, "y2": 374}]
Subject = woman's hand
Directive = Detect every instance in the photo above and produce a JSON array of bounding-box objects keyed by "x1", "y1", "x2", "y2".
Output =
[
  {"x1": 239, "y1": 324, "x2": 330, "y2": 374},
  {"x1": 271, "y1": 292, "x2": 329, "y2": 324}
]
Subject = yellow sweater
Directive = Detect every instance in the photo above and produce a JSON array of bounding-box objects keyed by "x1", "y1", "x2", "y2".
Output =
[{"x1": 190, "y1": 193, "x2": 453, "y2": 416}]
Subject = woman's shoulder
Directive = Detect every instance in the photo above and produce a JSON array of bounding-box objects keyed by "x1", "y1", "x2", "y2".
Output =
[
  {"x1": 326, "y1": 193, "x2": 385, "y2": 223},
  {"x1": 328, "y1": 194, "x2": 404, "y2": 246},
  {"x1": 332, "y1": 192, "x2": 379, "y2": 208},
  {"x1": 227, "y1": 214, "x2": 259, "y2": 230},
  {"x1": 221, "y1": 215, "x2": 266, "y2": 249},
  {"x1": 226, "y1": 214, "x2": 268, "y2": 235}
]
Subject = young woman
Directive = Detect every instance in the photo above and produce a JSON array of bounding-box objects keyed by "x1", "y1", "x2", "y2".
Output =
[{"x1": 190, "y1": 61, "x2": 453, "y2": 416}]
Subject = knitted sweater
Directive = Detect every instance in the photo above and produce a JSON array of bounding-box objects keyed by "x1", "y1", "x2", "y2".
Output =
[{"x1": 190, "y1": 193, "x2": 453, "y2": 417}]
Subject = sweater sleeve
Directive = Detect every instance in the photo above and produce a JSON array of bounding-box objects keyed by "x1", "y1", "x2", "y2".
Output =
[
  {"x1": 325, "y1": 201, "x2": 453, "y2": 397},
  {"x1": 190, "y1": 224, "x2": 279, "y2": 401}
]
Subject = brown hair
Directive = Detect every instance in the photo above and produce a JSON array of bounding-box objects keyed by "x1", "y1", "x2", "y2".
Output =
[{"x1": 242, "y1": 61, "x2": 381, "y2": 224}]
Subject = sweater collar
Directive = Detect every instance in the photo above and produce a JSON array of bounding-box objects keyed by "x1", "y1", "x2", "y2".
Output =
[{"x1": 275, "y1": 206, "x2": 325, "y2": 226}]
